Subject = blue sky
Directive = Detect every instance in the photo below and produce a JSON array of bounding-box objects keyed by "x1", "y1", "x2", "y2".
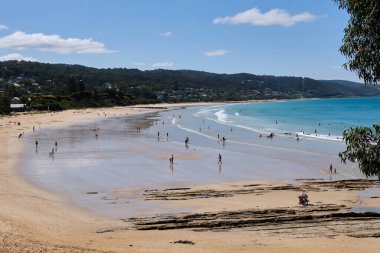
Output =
[{"x1": 0, "y1": 0, "x2": 360, "y2": 82}]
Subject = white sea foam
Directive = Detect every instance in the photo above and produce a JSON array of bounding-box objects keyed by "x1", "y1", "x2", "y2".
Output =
[
  {"x1": 196, "y1": 105, "x2": 344, "y2": 143},
  {"x1": 215, "y1": 109, "x2": 233, "y2": 123},
  {"x1": 212, "y1": 115, "x2": 342, "y2": 143},
  {"x1": 201, "y1": 112, "x2": 272, "y2": 136},
  {"x1": 194, "y1": 106, "x2": 223, "y2": 117},
  {"x1": 176, "y1": 124, "x2": 322, "y2": 156},
  {"x1": 295, "y1": 132, "x2": 343, "y2": 142}
]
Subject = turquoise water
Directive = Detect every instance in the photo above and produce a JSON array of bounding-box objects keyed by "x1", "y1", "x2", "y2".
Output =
[{"x1": 197, "y1": 97, "x2": 380, "y2": 140}]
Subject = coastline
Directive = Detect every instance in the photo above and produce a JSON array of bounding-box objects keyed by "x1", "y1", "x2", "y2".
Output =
[
  {"x1": 210, "y1": 97, "x2": 380, "y2": 143},
  {"x1": 1, "y1": 102, "x2": 380, "y2": 252},
  {"x1": 0, "y1": 104, "x2": 195, "y2": 251}
]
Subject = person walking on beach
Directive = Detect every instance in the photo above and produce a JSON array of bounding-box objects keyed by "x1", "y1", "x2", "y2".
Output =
[
  {"x1": 218, "y1": 153, "x2": 222, "y2": 164},
  {"x1": 35, "y1": 140, "x2": 38, "y2": 150},
  {"x1": 169, "y1": 154, "x2": 174, "y2": 164},
  {"x1": 329, "y1": 163, "x2": 333, "y2": 174}
]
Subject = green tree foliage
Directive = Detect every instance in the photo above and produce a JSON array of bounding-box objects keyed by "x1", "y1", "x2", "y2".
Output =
[
  {"x1": 0, "y1": 92, "x2": 11, "y2": 114},
  {"x1": 78, "y1": 79, "x2": 85, "y2": 94},
  {"x1": 0, "y1": 61, "x2": 378, "y2": 113},
  {"x1": 333, "y1": 0, "x2": 380, "y2": 83},
  {"x1": 68, "y1": 75, "x2": 77, "y2": 94},
  {"x1": 334, "y1": 1, "x2": 380, "y2": 178},
  {"x1": 339, "y1": 125, "x2": 380, "y2": 179}
]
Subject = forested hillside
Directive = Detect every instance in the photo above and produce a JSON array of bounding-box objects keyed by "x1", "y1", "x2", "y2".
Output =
[{"x1": 0, "y1": 61, "x2": 378, "y2": 113}]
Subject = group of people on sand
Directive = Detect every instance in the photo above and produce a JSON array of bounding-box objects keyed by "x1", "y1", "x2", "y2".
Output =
[
  {"x1": 216, "y1": 134, "x2": 227, "y2": 143},
  {"x1": 165, "y1": 114, "x2": 231, "y2": 167},
  {"x1": 169, "y1": 153, "x2": 222, "y2": 166},
  {"x1": 34, "y1": 138, "x2": 58, "y2": 156},
  {"x1": 93, "y1": 128, "x2": 99, "y2": 138},
  {"x1": 169, "y1": 135, "x2": 223, "y2": 166}
]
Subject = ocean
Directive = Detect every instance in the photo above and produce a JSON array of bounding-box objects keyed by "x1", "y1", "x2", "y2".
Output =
[
  {"x1": 20, "y1": 97, "x2": 379, "y2": 218},
  {"x1": 197, "y1": 97, "x2": 380, "y2": 141}
]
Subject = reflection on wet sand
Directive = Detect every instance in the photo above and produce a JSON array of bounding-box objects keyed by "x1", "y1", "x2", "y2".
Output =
[{"x1": 20, "y1": 107, "x2": 363, "y2": 218}]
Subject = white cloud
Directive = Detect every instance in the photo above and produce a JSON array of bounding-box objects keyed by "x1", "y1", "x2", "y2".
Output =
[
  {"x1": 213, "y1": 8, "x2": 320, "y2": 27},
  {"x1": 0, "y1": 53, "x2": 38, "y2": 62},
  {"x1": 152, "y1": 62, "x2": 174, "y2": 68},
  {"x1": 203, "y1": 49, "x2": 228, "y2": 57},
  {"x1": 0, "y1": 31, "x2": 113, "y2": 54},
  {"x1": 0, "y1": 24, "x2": 9, "y2": 30},
  {"x1": 161, "y1": 31, "x2": 173, "y2": 37}
]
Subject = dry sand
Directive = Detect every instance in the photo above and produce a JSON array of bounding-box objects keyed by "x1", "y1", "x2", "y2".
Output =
[{"x1": 1, "y1": 103, "x2": 380, "y2": 253}]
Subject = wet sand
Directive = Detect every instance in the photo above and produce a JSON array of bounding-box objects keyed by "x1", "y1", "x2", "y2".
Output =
[
  {"x1": 1, "y1": 103, "x2": 380, "y2": 253},
  {"x1": 18, "y1": 103, "x2": 370, "y2": 219}
]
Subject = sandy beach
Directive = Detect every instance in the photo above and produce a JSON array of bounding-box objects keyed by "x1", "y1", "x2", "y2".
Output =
[{"x1": 1, "y1": 103, "x2": 380, "y2": 253}]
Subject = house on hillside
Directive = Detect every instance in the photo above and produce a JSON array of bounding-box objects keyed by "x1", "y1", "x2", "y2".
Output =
[{"x1": 10, "y1": 97, "x2": 26, "y2": 112}]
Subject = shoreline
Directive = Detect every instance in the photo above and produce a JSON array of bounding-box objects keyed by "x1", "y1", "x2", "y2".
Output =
[
  {"x1": 17, "y1": 101, "x2": 351, "y2": 219},
  {"x1": 0, "y1": 104, "x2": 184, "y2": 251},
  {"x1": 1, "y1": 102, "x2": 380, "y2": 252}
]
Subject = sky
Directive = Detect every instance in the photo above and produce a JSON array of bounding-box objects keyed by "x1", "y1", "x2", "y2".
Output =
[{"x1": 0, "y1": 0, "x2": 362, "y2": 82}]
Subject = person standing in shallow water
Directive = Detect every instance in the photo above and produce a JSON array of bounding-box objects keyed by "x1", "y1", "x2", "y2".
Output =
[{"x1": 218, "y1": 153, "x2": 222, "y2": 164}]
